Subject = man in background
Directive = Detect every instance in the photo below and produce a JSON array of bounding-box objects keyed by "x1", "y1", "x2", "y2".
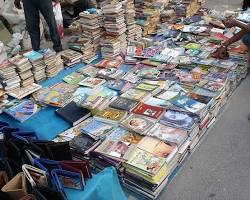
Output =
[{"x1": 14, "y1": 0, "x2": 62, "y2": 52}]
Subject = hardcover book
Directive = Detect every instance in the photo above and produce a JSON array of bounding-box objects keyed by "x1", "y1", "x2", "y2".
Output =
[
  {"x1": 55, "y1": 101, "x2": 91, "y2": 126},
  {"x1": 109, "y1": 97, "x2": 138, "y2": 111},
  {"x1": 132, "y1": 102, "x2": 165, "y2": 119}
]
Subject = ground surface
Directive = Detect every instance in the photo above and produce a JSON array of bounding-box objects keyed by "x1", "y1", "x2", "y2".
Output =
[{"x1": 128, "y1": 0, "x2": 250, "y2": 200}]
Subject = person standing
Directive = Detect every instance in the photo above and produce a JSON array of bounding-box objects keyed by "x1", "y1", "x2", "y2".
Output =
[{"x1": 14, "y1": 0, "x2": 62, "y2": 52}]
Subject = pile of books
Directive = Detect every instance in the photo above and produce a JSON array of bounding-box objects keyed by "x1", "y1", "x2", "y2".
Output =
[
  {"x1": 23, "y1": 50, "x2": 46, "y2": 82},
  {"x1": 80, "y1": 9, "x2": 104, "y2": 55},
  {"x1": 39, "y1": 48, "x2": 64, "y2": 78},
  {"x1": 0, "y1": 88, "x2": 7, "y2": 113},
  {"x1": 122, "y1": 0, "x2": 138, "y2": 42},
  {"x1": 134, "y1": 0, "x2": 162, "y2": 36},
  {"x1": 60, "y1": 49, "x2": 84, "y2": 67},
  {"x1": 0, "y1": 61, "x2": 21, "y2": 91},
  {"x1": 8, "y1": 54, "x2": 34, "y2": 87},
  {"x1": 175, "y1": 0, "x2": 202, "y2": 18},
  {"x1": 101, "y1": 2, "x2": 127, "y2": 58},
  {"x1": 68, "y1": 36, "x2": 97, "y2": 64}
]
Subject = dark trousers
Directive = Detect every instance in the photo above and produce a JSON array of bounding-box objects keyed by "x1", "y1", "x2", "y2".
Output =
[{"x1": 22, "y1": 0, "x2": 62, "y2": 52}]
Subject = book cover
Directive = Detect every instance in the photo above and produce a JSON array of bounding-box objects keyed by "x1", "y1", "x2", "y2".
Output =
[
  {"x1": 107, "y1": 127, "x2": 143, "y2": 144},
  {"x1": 94, "y1": 140, "x2": 133, "y2": 160},
  {"x1": 170, "y1": 94, "x2": 206, "y2": 114},
  {"x1": 143, "y1": 97, "x2": 169, "y2": 107},
  {"x1": 4, "y1": 100, "x2": 40, "y2": 122},
  {"x1": 109, "y1": 97, "x2": 138, "y2": 111},
  {"x1": 121, "y1": 114, "x2": 156, "y2": 135},
  {"x1": 94, "y1": 107, "x2": 127, "y2": 123},
  {"x1": 77, "y1": 65, "x2": 98, "y2": 77},
  {"x1": 160, "y1": 110, "x2": 198, "y2": 130},
  {"x1": 132, "y1": 102, "x2": 165, "y2": 119},
  {"x1": 55, "y1": 101, "x2": 91, "y2": 126},
  {"x1": 135, "y1": 83, "x2": 158, "y2": 92},
  {"x1": 63, "y1": 72, "x2": 86, "y2": 85},
  {"x1": 121, "y1": 88, "x2": 149, "y2": 101},
  {"x1": 78, "y1": 77, "x2": 106, "y2": 88},
  {"x1": 23, "y1": 50, "x2": 43, "y2": 62},
  {"x1": 148, "y1": 123, "x2": 188, "y2": 146},
  {"x1": 106, "y1": 79, "x2": 127, "y2": 92},
  {"x1": 81, "y1": 119, "x2": 113, "y2": 140},
  {"x1": 126, "y1": 148, "x2": 165, "y2": 176},
  {"x1": 137, "y1": 136, "x2": 176, "y2": 159},
  {"x1": 137, "y1": 68, "x2": 160, "y2": 79}
]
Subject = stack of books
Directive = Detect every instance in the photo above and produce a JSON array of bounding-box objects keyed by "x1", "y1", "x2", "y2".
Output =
[
  {"x1": 175, "y1": 0, "x2": 202, "y2": 18},
  {"x1": 60, "y1": 49, "x2": 84, "y2": 67},
  {"x1": 134, "y1": 0, "x2": 161, "y2": 36},
  {"x1": 68, "y1": 36, "x2": 97, "y2": 64},
  {"x1": 8, "y1": 54, "x2": 34, "y2": 87},
  {"x1": 101, "y1": 2, "x2": 127, "y2": 58},
  {"x1": 80, "y1": 9, "x2": 104, "y2": 55},
  {"x1": 123, "y1": 137, "x2": 178, "y2": 199},
  {"x1": 39, "y1": 48, "x2": 64, "y2": 78},
  {"x1": 0, "y1": 88, "x2": 7, "y2": 113},
  {"x1": 0, "y1": 61, "x2": 21, "y2": 91},
  {"x1": 23, "y1": 50, "x2": 46, "y2": 82},
  {"x1": 122, "y1": 0, "x2": 137, "y2": 42}
]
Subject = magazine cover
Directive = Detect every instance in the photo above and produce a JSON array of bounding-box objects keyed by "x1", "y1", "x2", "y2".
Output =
[{"x1": 4, "y1": 100, "x2": 40, "y2": 122}]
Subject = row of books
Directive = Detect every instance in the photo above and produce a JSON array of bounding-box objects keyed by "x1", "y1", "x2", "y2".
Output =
[{"x1": 0, "y1": 49, "x2": 64, "y2": 92}]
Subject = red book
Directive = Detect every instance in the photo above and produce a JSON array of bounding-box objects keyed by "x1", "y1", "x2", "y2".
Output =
[{"x1": 131, "y1": 102, "x2": 165, "y2": 119}]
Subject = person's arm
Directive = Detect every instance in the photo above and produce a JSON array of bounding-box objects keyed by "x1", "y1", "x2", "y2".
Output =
[{"x1": 222, "y1": 30, "x2": 246, "y2": 47}]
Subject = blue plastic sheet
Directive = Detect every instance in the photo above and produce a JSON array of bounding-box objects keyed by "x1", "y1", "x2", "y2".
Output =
[{"x1": 65, "y1": 167, "x2": 127, "y2": 200}]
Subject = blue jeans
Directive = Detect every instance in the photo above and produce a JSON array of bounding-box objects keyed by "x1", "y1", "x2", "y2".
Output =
[
  {"x1": 23, "y1": 0, "x2": 62, "y2": 52},
  {"x1": 242, "y1": 33, "x2": 250, "y2": 48}
]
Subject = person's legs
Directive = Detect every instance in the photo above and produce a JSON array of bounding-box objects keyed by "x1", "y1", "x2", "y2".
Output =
[
  {"x1": 38, "y1": 0, "x2": 62, "y2": 52},
  {"x1": 22, "y1": 0, "x2": 40, "y2": 51},
  {"x1": 241, "y1": 33, "x2": 250, "y2": 63}
]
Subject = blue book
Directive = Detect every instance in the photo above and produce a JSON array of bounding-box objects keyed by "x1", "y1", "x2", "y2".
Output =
[
  {"x1": 81, "y1": 119, "x2": 113, "y2": 140},
  {"x1": 23, "y1": 50, "x2": 43, "y2": 62},
  {"x1": 170, "y1": 94, "x2": 206, "y2": 114},
  {"x1": 4, "y1": 100, "x2": 40, "y2": 123},
  {"x1": 106, "y1": 80, "x2": 127, "y2": 92}
]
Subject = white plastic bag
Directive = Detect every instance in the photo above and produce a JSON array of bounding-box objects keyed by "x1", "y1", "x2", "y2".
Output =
[
  {"x1": 53, "y1": 2, "x2": 64, "y2": 39},
  {"x1": 0, "y1": 41, "x2": 7, "y2": 63},
  {"x1": 1, "y1": 0, "x2": 25, "y2": 25}
]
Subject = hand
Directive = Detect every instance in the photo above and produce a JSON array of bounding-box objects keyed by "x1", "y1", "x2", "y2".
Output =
[
  {"x1": 14, "y1": 0, "x2": 22, "y2": 9},
  {"x1": 212, "y1": 46, "x2": 229, "y2": 59},
  {"x1": 222, "y1": 17, "x2": 238, "y2": 28}
]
